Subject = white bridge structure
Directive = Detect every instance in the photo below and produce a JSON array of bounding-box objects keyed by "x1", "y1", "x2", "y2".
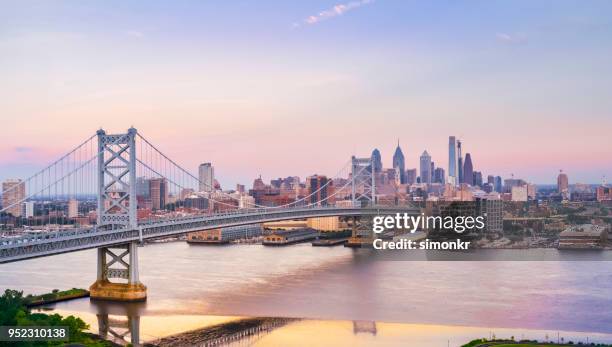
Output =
[{"x1": 0, "y1": 128, "x2": 415, "y2": 301}]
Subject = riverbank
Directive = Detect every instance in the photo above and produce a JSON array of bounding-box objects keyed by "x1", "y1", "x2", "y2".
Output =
[
  {"x1": 25, "y1": 287, "x2": 89, "y2": 307},
  {"x1": 462, "y1": 338, "x2": 612, "y2": 347}
]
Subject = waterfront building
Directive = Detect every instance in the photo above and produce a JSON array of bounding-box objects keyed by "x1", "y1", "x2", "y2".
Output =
[
  {"x1": 420, "y1": 151, "x2": 432, "y2": 185},
  {"x1": 392, "y1": 141, "x2": 406, "y2": 184},
  {"x1": 1, "y1": 179, "x2": 25, "y2": 217},
  {"x1": 558, "y1": 224, "x2": 608, "y2": 249},
  {"x1": 198, "y1": 163, "x2": 214, "y2": 192},
  {"x1": 263, "y1": 229, "x2": 318, "y2": 245},
  {"x1": 463, "y1": 153, "x2": 473, "y2": 185},
  {"x1": 187, "y1": 224, "x2": 262, "y2": 244},
  {"x1": 307, "y1": 217, "x2": 349, "y2": 231}
]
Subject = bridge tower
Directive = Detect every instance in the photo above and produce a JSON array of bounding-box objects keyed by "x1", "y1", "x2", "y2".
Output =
[
  {"x1": 90, "y1": 128, "x2": 147, "y2": 301},
  {"x1": 351, "y1": 156, "x2": 375, "y2": 206},
  {"x1": 347, "y1": 156, "x2": 376, "y2": 247}
]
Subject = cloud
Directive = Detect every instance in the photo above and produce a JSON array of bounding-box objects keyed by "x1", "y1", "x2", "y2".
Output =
[
  {"x1": 496, "y1": 32, "x2": 527, "y2": 44},
  {"x1": 14, "y1": 146, "x2": 34, "y2": 153},
  {"x1": 293, "y1": 0, "x2": 375, "y2": 28}
]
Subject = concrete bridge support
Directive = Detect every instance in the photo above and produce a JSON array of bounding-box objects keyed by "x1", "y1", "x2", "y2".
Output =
[
  {"x1": 346, "y1": 216, "x2": 374, "y2": 247},
  {"x1": 90, "y1": 241, "x2": 147, "y2": 301}
]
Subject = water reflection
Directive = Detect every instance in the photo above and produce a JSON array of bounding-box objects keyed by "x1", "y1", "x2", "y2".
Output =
[
  {"x1": 353, "y1": 321, "x2": 377, "y2": 335},
  {"x1": 151, "y1": 317, "x2": 298, "y2": 347},
  {"x1": 91, "y1": 300, "x2": 146, "y2": 346}
]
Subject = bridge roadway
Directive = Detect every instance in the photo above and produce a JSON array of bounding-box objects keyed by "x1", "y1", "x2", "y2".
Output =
[{"x1": 0, "y1": 205, "x2": 416, "y2": 264}]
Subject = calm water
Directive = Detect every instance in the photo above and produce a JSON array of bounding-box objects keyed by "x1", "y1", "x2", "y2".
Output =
[{"x1": 1, "y1": 242, "x2": 612, "y2": 345}]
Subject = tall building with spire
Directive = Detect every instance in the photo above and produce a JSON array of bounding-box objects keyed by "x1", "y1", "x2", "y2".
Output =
[
  {"x1": 371, "y1": 149, "x2": 383, "y2": 173},
  {"x1": 420, "y1": 150, "x2": 432, "y2": 185},
  {"x1": 463, "y1": 153, "x2": 473, "y2": 185},
  {"x1": 392, "y1": 140, "x2": 406, "y2": 184},
  {"x1": 448, "y1": 136, "x2": 457, "y2": 185}
]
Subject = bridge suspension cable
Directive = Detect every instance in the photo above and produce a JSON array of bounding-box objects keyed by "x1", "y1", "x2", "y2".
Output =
[{"x1": 135, "y1": 133, "x2": 359, "y2": 210}]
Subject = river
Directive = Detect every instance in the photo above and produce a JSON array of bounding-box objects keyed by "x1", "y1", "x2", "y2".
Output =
[{"x1": 1, "y1": 241, "x2": 611, "y2": 346}]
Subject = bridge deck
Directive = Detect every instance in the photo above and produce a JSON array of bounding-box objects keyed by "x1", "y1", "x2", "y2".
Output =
[{"x1": 0, "y1": 206, "x2": 416, "y2": 264}]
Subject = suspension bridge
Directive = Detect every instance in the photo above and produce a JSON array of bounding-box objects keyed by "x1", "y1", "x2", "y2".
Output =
[{"x1": 0, "y1": 128, "x2": 416, "y2": 301}]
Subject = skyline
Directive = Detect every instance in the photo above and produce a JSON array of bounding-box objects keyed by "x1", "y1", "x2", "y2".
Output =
[{"x1": 1, "y1": 1, "x2": 611, "y2": 186}]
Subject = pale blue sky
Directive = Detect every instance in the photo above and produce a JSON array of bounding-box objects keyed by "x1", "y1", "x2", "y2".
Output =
[{"x1": 0, "y1": 0, "x2": 611, "y2": 186}]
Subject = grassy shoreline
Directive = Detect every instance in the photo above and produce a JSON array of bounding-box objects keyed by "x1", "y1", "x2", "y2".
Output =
[{"x1": 25, "y1": 288, "x2": 90, "y2": 307}]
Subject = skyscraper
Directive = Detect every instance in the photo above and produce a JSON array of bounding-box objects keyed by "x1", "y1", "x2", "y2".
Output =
[
  {"x1": 557, "y1": 170, "x2": 569, "y2": 195},
  {"x1": 457, "y1": 140, "x2": 463, "y2": 185},
  {"x1": 149, "y1": 178, "x2": 168, "y2": 211},
  {"x1": 307, "y1": 175, "x2": 330, "y2": 206},
  {"x1": 406, "y1": 169, "x2": 417, "y2": 185},
  {"x1": 430, "y1": 161, "x2": 435, "y2": 183},
  {"x1": 1, "y1": 179, "x2": 25, "y2": 217},
  {"x1": 419, "y1": 151, "x2": 432, "y2": 185},
  {"x1": 494, "y1": 176, "x2": 503, "y2": 193},
  {"x1": 473, "y1": 171, "x2": 483, "y2": 187},
  {"x1": 487, "y1": 175, "x2": 495, "y2": 185},
  {"x1": 371, "y1": 149, "x2": 383, "y2": 173},
  {"x1": 434, "y1": 168, "x2": 446, "y2": 184},
  {"x1": 392, "y1": 141, "x2": 406, "y2": 184},
  {"x1": 463, "y1": 153, "x2": 473, "y2": 185},
  {"x1": 448, "y1": 136, "x2": 457, "y2": 185},
  {"x1": 135, "y1": 177, "x2": 150, "y2": 198},
  {"x1": 198, "y1": 163, "x2": 214, "y2": 192}
]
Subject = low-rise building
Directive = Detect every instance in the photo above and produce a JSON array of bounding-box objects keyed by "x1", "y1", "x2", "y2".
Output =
[
  {"x1": 187, "y1": 224, "x2": 262, "y2": 244},
  {"x1": 558, "y1": 224, "x2": 608, "y2": 249},
  {"x1": 263, "y1": 229, "x2": 318, "y2": 245}
]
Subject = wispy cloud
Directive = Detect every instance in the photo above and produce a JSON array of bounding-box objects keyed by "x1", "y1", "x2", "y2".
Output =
[
  {"x1": 293, "y1": 0, "x2": 375, "y2": 28},
  {"x1": 496, "y1": 32, "x2": 527, "y2": 44},
  {"x1": 14, "y1": 146, "x2": 33, "y2": 153}
]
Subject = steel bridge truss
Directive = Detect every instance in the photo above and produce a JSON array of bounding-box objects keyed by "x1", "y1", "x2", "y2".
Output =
[{"x1": 97, "y1": 128, "x2": 137, "y2": 229}]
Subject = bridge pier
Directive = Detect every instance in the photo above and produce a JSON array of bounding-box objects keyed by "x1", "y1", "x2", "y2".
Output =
[
  {"x1": 90, "y1": 241, "x2": 147, "y2": 301},
  {"x1": 346, "y1": 216, "x2": 374, "y2": 247}
]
